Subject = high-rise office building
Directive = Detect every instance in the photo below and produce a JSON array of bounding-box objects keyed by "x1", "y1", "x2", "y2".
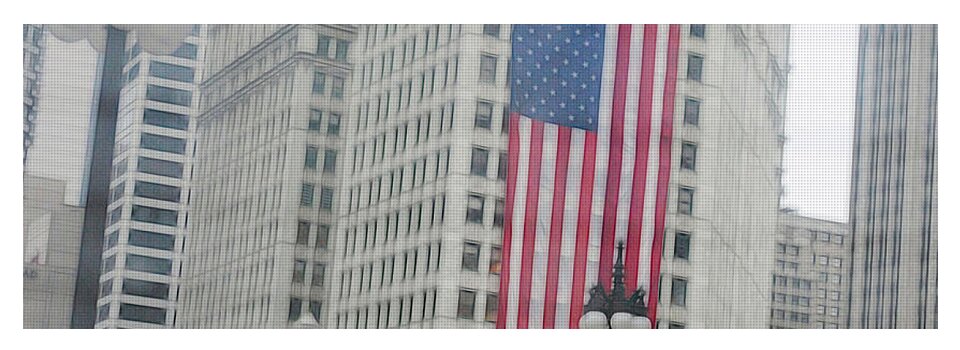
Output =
[
  {"x1": 176, "y1": 24, "x2": 788, "y2": 329},
  {"x1": 23, "y1": 175, "x2": 85, "y2": 329},
  {"x1": 176, "y1": 25, "x2": 357, "y2": 328},
  {"x1": 846, "y1": 24, "x2": 937, "y2": 329},
  {"x1": 94, "y1": 27, "x2": 204, "y2": 328},
  {"x1": 24, "y1": 24, "x2": 45, "y2": 164},
  {"x1": 770, "y1": 211, "x2": 850, "y2": 329}
]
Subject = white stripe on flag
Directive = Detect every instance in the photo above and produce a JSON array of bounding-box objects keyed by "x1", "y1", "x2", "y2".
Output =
[
  {"x1": 528, "y1": 123, "x2": 559, "y2": 328},
  {"x1": 555, "y1": 128, "x2": 586, "y2": 328},
  {"x1": 506, "y1": 116, "x2": 532, "y2": 328}
]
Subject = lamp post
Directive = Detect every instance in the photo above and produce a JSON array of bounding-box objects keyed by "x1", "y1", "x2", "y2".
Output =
[{"x1": 578, "y1": 242, "x2": 652, "y2": 329}]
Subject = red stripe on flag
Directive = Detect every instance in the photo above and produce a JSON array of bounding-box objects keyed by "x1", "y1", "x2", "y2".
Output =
[
  {"x1": 496, "y1": 113, "x2": 522, "y2": 329},
  {"x1": 598, "y1": 24, "x2": 633, "y2": 289},
  {"x1": 516, "y1": 120, "x2": 545, "y2": 328},
  {"x1": 542, "y1": 127, "x2": 572, "y2": 328},
  {"x1": 568, "y1": 131, "x2": 598, "y2": 328},
  {"x1": 624, "y1": 24, "x2": 658, "y2": 292},
  {"x1": 647, "y1": 24, "x2": 682, "y2": 324}
]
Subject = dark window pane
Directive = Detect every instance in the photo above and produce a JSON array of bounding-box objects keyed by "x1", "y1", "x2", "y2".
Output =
[
  {"x1": 312, "y1": 263, "x2": 326, "y2": 286},
  {"x1": 675, "y1": 231, "x2": 691, "y2": 260},
  {"x1": 336, "y1": 39, "x2": 350, "y2": 62},
  {"x1": 301, "y1": 183, "x2": 315, "y2": 207},
  {"x1": 125, "y1": 254, "x2": 172, "y2": 276},
  {"x1": 466, "y1": 194, "x2": 484, "y2": 224},
  {"x1": 684, "y1": 98, "x2": 700, "y2": 125},
  {"x1": 119, "y1": 303, "x2": 166, "y2": 325},
  {"x1": 497, "y1": 152, "x2": 508, "y2": 180},
  {"x1": 318, "y1": 36, "x2": 332, "y2": 58},
  {"x1": 479, "y1": 54, "x2": 497, "y2": 84},
  {"x1": 475, "y1": 101, "x2": 492, "y2": 129},
  {"x1": 687, "y1": 54, "x2": 703, "y2": 81},
  {"x1": 131, "y1": 205, "x2": 178, "y2": 227},
  {"x1": 482, "y1": 24, "x2": 501, "y2": 38},
  {"x1": 143, "y1": 109, "x2": 189, "y2": 130},
  {"x1": 100, "y1": 278, "x2": 114, "y2": 297},
  {"x1": 146, "y1": 84, "x2": 192, "y2": 107},
  {"x1": 470, "y1": 147, "x2": 489, "y2": 177},
  {"x1": 328, "y1": 114, "x2": 341, "y2": 136},
  {"x1": 320, "y1": 186, "x2": 335, "y2": 210},
  {"x1": 669, "y1": 322, "x2": 686, "y2": 329},
  {"x1": 310, "y1": 301, "x2": 322, "y2": 322},
  {"x1": 122, "y1": 279, "x2": 170, "y2": 300},
  {"x1": 134, "y1": 181, "x2": 181, "y2": 202},
  {"x1": 323, "y1": 149, "x2": 338, "y2": 173},
  {"x1": 690, "y1": 24, "x2": 705, "y2": 38},
  {"x1": 110, "y1": 183, "x2": 125, "y2": 204},
  {"x1": 462, "y1": 242, "x2": 480, "y2": 271},
  {"x1": 671, "y1": 277, "x2": 687, "y2": 307},
  {"x1": 128, "y1": 229, "x2": 175, "y2": 251},
  {"x1": 309, "y1": 109, "x2": 323, "y2": 131},
  {"x1": 288, "y1": 298, "x2": 302, "y2": 321},
  {"x1": 293, "y1": 260, "x2": 306, "y2": 283},
  {"x1": 493, "y1": 199, "x2": 505, "y2": 228},
  {"x1": 317, "y1": 225, "x2": 330, "y2": 249},
  {"x1": 489, "y1": 246, "x2": 502, "y2": 274},
  {"x1": 140, "y1": 133, "x2": 186, "y2": 155},
  {"x1": 102, "y1": 255, "x2": 116, "y2": 274},
  {"x1": 127, "y1": 63, "x2": 140, "y2": 83},
  {"x1": 137, "y1": 157, "x2": 183, "y2": 178},
  {"x1": 678, "y1": 187, "x2": 695, "y2": 215},
  {"x1": 171, "y1": 43, "x2": 198, "y2": 59},
  {"x1": 313, "y1": 72, "x2": 326, "y2": 94},
  {"x1": 105, "y1": 230, "x2": 119, "y2": 250},
  {"x1": 457, "y1": 289, "x2": 476, "y2": 319},
  {"x1": 149, "y1": 61, "x2": 195, "y2": 83},
  {"x1": 681, "y1": 142, "x2": 697, "y2": 170},
  {"x1": 485, "y1": 293, "x2": 498, "y2": 323},
  {"x1": 297, "y1": 221, "x2": 311, "y2": 245}
]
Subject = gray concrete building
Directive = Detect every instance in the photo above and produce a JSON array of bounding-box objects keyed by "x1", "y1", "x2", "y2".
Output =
[
  {"x1": 24, "y1": 24, "x2": 44, "y2": 163},
  {"x1": 846, "y1": 24, "x2": 938, "y2": 329},
  {"x1": 24, "y1": 175, "x2": 84, "y2": 329},
  {"x1": 770, "y1": 211, "x2": 850, "y2": 329}
]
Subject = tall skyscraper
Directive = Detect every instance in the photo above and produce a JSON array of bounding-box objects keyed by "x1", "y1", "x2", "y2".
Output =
[
  {"x1": 846, "y1": 24, "x2": 938, "y2": 329},
  {"x1": 94, "y1": 27, "x2": 204, "y2": 328},
  {"x1": 24, "y1": 24, "x2": 45, "y2": 164},
  {"x1": 770, "y1": 211, "x2": 850, "y2": 329},
  {"x1": 175, "y1": 24, "x2": 788, "y2": 329}
]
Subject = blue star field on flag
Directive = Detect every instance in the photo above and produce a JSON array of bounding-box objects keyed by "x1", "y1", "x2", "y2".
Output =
[{"x1": 510, "y1": 24, "x2": 606, "y2": 132}]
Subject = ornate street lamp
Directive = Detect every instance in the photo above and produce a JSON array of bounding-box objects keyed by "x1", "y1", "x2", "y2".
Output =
[{"x1": 578, "y1": 241, "x2": 652, "y2": 329}]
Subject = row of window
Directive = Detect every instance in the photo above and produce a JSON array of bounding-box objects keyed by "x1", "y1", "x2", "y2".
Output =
[
  {"x1": 358, "y1": 25, "x2": 461, "y2": 89},
  {"x1": 776, "y1": 243, "x2": 801, "y2": 256},
  {"x1": 295, "y1": 221, "x2": 330, "y2": 249},
  {"x1": 102, "y1": 253, "x2": 173, "y2": 276},
  {"x1": 148, "y1": 60, "x2": 196, "y2": 83},
  {"x1": 339, "y1": 241, "x2": 442, "y2": 300},
  {"x1": 816, "y1": 305, "x2": 841, "y2": 317},
  {"x1": 771, "y1": 309, "x2": 810, "y2": 323},
  {"x1": 457, "y1": 289, "x2": 498, "y2": 323},
  {"x1": 470, "y1": 147, "x2": 508, "y2": 180},
  {"x1": 466, "y1": 193, "x2": 504, "y2": 228},
  {"x1": 287, "y1": 297, "x2": 323, "y2": 323},
  {"x1": 346, "y1": 148, "x2": 451, "y2": 214},
  {"x1": 104, "y1": 228, "x2": 176, "y2": 252},
  {"x1": 312, "y1": 71, "x2": 346, "y2": 99},
  {"x1": 351, "y1": 103, "x2": 454, "y2": 174},
  {"x1": 317, "y1": 35, "x2": 350, "y2": 62},
  {"x1": 461, "y1": 241, "x2": 502, "y2": 274},
  {"x1": 335, "y1": 288, "x2": 438, "y2": 328},
  {"x1": 812, "y1": 254, "x2": 843, "y2": 268},
  {"x1": 772, "y1": 274, "x2": 813, "y2": 290},
  {"x1": 107, "y1": 204, "x2": 180, "y2": 228},
  {"x1": 100, "y1": 278, "x2": 170, "y2": 301},
  {"x1": 772, "y1": 293, "x2": 811, "y2": 307},
  {"x1": 299, "y1": 183, "x2": 335, "y2": 209},
  {"x1": 342, "y1": 195, "x2": 446, "y2": 257},
  {"x1": 308, "y1": 108, "x2": 341, "y2": 135},
  {"x1": 304, "y1": 146, "x2": 337, "y2": 173},
  {"x1": 99, "y1": 302, "x2": 167, "y2": 325},
  {"x1": 291, "y1": 260, "x2": 326, "y2": 287},
  {"x1": 146, "y1": 84, "x2": 192, "y2": 107}
]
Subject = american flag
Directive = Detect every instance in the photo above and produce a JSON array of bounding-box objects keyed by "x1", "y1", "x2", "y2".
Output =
[{"x1": 497, "y1": 24, "x2": 682, "y2": 329}]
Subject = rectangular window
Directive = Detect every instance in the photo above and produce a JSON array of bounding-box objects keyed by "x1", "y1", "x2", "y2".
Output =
[
  {"x1": 671, "y1": 277, "x2": 687, "y2": 307},
  {"x1": 680, "y1": 142, "x2": 697, "y2": 171},
  {"x1": 110, "y1": 183, "x2": 125, "y2": 204},
  {"x1": 466, "y1": 194, "x2": 484, "y2": 224},
  {"x1": 684, "y1": 98, "x2": 701, "y2": 126},
  {"x1": 125, "y1": 254, "x2": 172, "y2": 276},
  {"x1": 687, "y1": 54, "x2": 703, "y2": 81},
  {"x1": 301, "y1": 183, "x2": 315, "y2": 207},
  {"x1": 482, "y1": 24, "x2": 501, "y2": 38},
  {"x1": 313, "y1": 72, "x2": 326, "y2": 94},
  {"x1": 143, "y1": 109, "x2": 188, "y2": 130},
  {"x1": 137, "y1": 157, "x2": 183, "y2": 178},
  {"x1": 146, "y1": 84, "x2": 192, "y2": 107},
  {"x1": 171, "y1": 43, "x2": 198, "y2": 59},
  {"x1": 457, "y1": 289, "x2": 476, "y2": 319},
  {"x1": 462, "y1": 242, "x2": 480, "y2": 271},
  {"x1": 105, "y1": 230, "x2": 119, "y2": 250},
  {"x1": 305, "y1": 146, "x2": 319, "y2": 169},
  {"x1": 288, "y1": 298, "x2": 302, "y2": 321},
  {"x1": 690, "y1": 24, "x2": 705, "y2": 38},
  {"x1": 128, "y1": 229, "x2": 175, "y2": 251},
  {"x1": 309, "y1": 109, "x2": 323, "y2": 131},
  {"x1": 102, "y1": 255, "x2": 116, "y2": 274},
  {"x1": 331, "y1": 76, "x2": 345, "y2": 98},
  {"x1": 140, "y1": 133, "x2": 186, "y2": 155},
  {"x1": 318, "y1": 36, "x2": 332, "y2": 58},
  {"x1": 831, "y1": 234, "x2": 844, "y2": 245},
  {"x1": 335, "y1": 39, "x2": 350, "y2": 62},
  {"x1": 470, "y1": 147, "x2": 489, "y2": 177},
  {"x1": 831, "y1": 257, "x2": 842, "y2": 268},
  {"x1": 127, "y1": 63, "x2": 140, "y2": 83},
  {"x1": 317, "y1": 225, "x2": 330, "y2": 249},
  {"x1": 122, "y1": 278, "x2": 170, "y2": 300},
  {"x1": 131, "y1": 205, "x2": 178, "y2": 227},
  {"x1": 678, "y1": 187, "x2": 695, "y2": 215},
  {"x1": 293, "y1": 260, "x2": 306, "y2": 283},
  {"x1": 320, "y1": 186, "x2": 335, "y2": 210},
  {"x1": 674, "y1": 231, "x2": 691, "y2": 260},
  {"x1": 323, "y1": 149, "x2": 338, "y2": 173},
  {"x1": 312, "y1": 263, "x2": 326, "y2": 287},
  {"x1": 328, "y1": 114, "x2": 341, "y2": 136},
  {"x1": 119, "y1": 303, "x2": 166, "y2": 325},
  {"x1": 485, "y1": 293, "x2": 498, "y2": 323},
  {"x1": 479, "y1": 54, "x2": 497, "y2": 84},
  {"x1": 497, "y1": 152, "x2": 508, "y2": 181},
  {"x1": 310, "y1": 301, "x2": 322, "y2": 322},
  {"x1": 133, "y1": 181, "x2": 181, "y2": 202},
  {"x1": 489, "y1": 246, "x2": 502, "y2": 275},
  {"x1": 475, "y1": 101, "x2": 493, "y2": 129},
  {"x1": 669, "y1": 322, "x2": 686, "y2": 329},
  {"x1": 148, "y1": 61, "x2": 195, "y2": 83},
  {"x1": 100, "y1": 278, "x2": 113, "y2": 297},
  {"x1": 493, "y1": 198, "x2": 505, "y2": 228},
  {"x1": 297, "y1": 221, "x2": 311, "y2": 245}
]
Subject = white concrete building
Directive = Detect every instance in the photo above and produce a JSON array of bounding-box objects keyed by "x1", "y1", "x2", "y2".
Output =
[
  {"x1": 846, "y1": 24, "x2": 937, "y2": 329},
  {"x1": 94, "y1": 26, "x2": 204, "y2": 328},
  {"x1": 770, "y1": 211, "x2": 850, "y2": 329}
]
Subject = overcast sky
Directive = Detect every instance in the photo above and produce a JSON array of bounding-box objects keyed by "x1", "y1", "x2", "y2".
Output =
[{"x1": 780, "y1": 24, "x2": 859, "y2": 223}]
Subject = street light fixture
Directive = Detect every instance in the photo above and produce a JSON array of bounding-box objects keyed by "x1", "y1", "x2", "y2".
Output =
[{"x1": 578, "y1": 241, "x2": 652, "y2": 329}]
